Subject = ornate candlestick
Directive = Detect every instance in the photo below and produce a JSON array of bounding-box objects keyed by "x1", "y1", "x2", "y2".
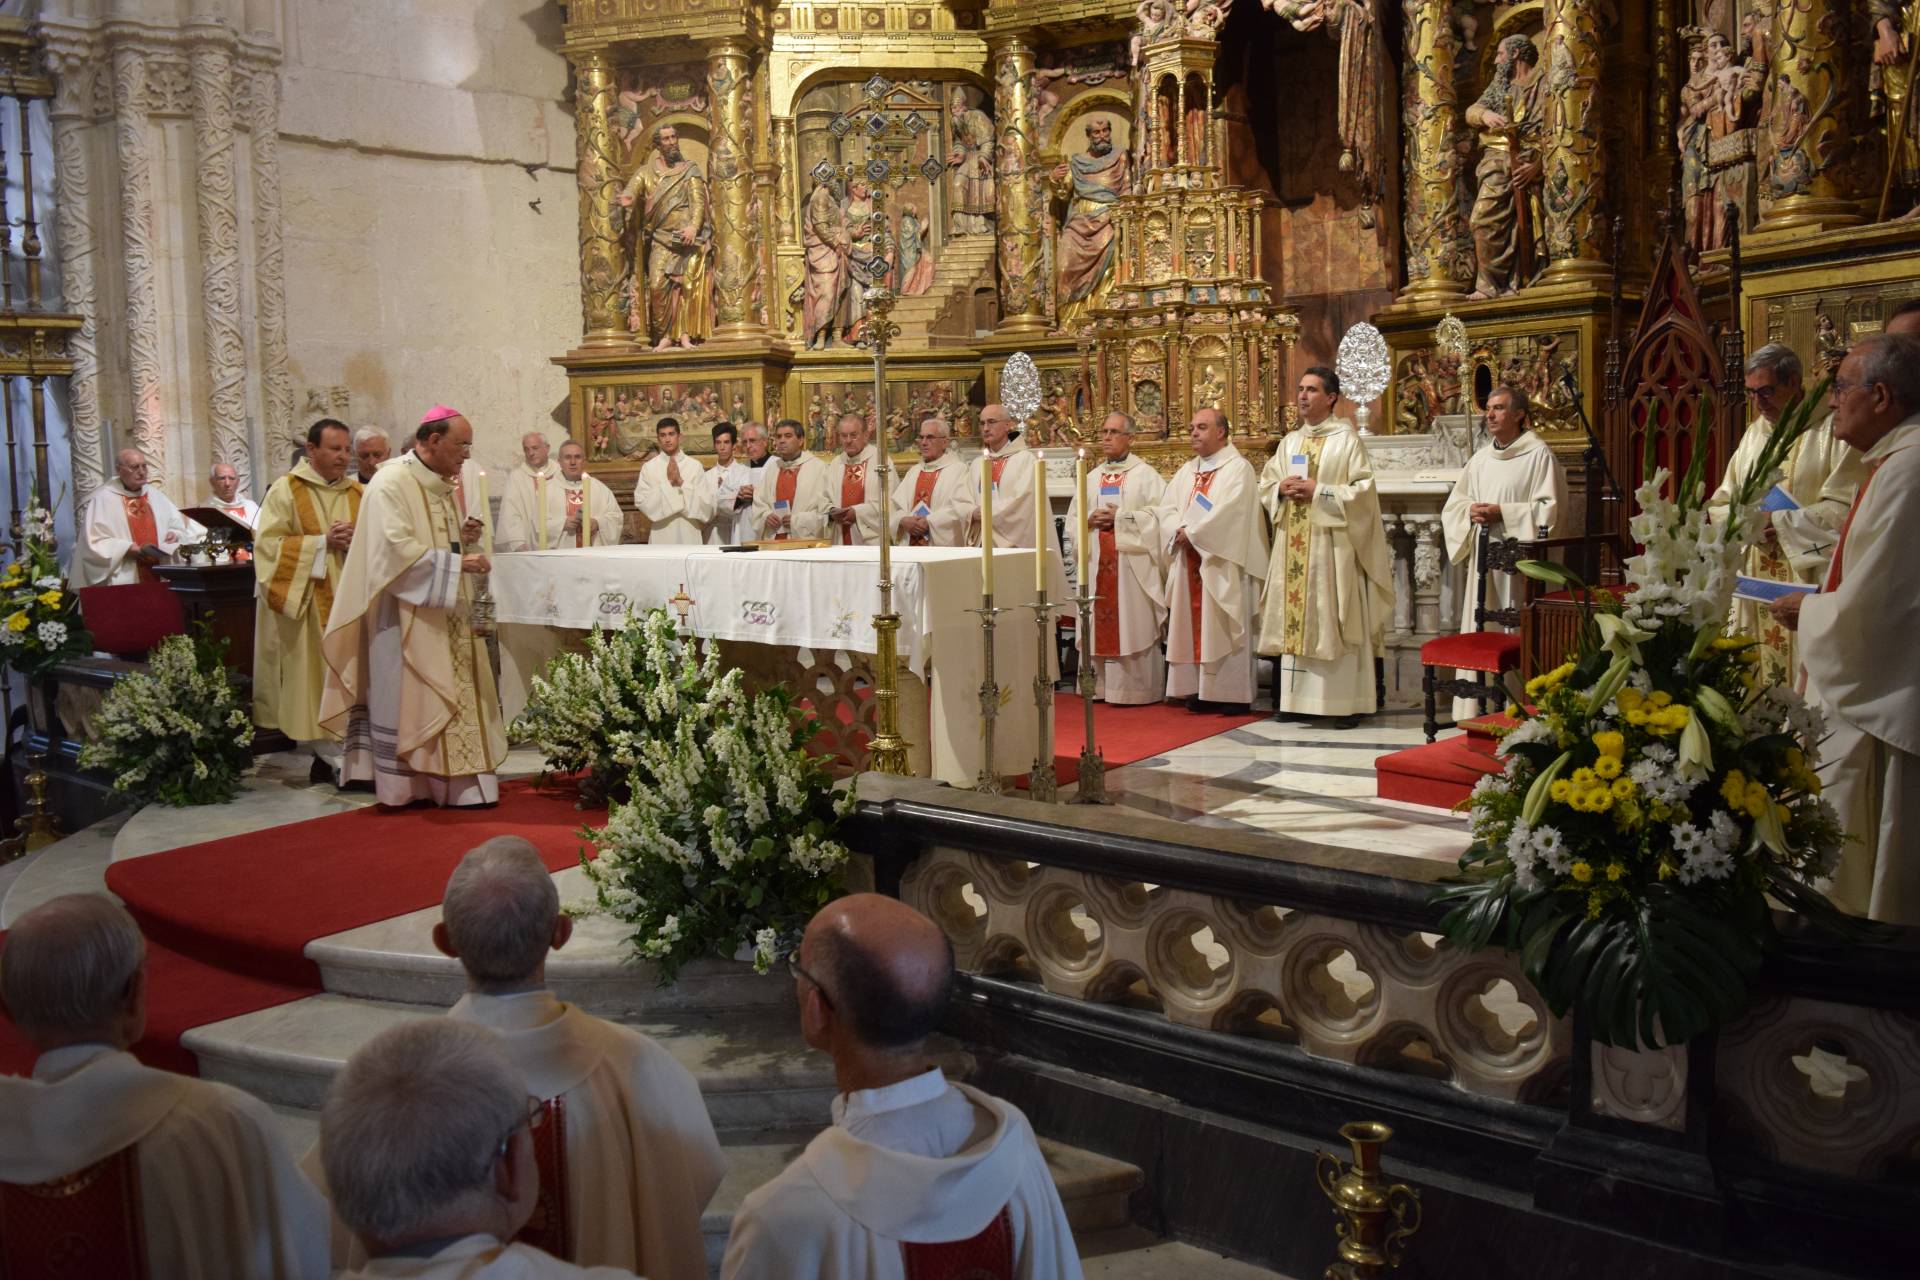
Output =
[
  {"x1": 1315, "y1": 1121, "x2": 1422, "y2": 1279},
  {"x1": 1069, "y1": 583, "x2": 1109, "y2": 804},
  {"x1": 1026, "y1": 584, "x2": 1057, "y2": 802},
  {"x1": 866, "y1": 288, "x2": 911, "y2": 776},
  {"x1": 970, "y1": 597, "x2": 1014, "y2": 794}
]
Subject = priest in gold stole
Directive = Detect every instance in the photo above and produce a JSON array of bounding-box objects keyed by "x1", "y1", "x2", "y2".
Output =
[
  {"x1": 254, "y1": 418, "x2": 363, "y2": 776},
  {"x1": 321, "y1": 406, "x2": 506, "y2": 808}
]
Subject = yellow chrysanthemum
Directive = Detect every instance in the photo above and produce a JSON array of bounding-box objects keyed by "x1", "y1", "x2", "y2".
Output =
[
  {"x1": 5, "y1": 611, "x2": 27, "y2": 632},
  {"x1": 1650, "y1": 691, "x2": 1673, "y2": 709},
  {"x1": 1743, "y1": 782, "x2": 1770, "y2": 819},
  {"x1": 1571, "y1": 767, "x2": 1597, "y2": 787},
  {"x1": 1606, "y1": 862, "x2": 1626, "y2": 882},
  {"x1": 1592, "y1": 730, "x2": 1626, "y2": 759},
  {"x1": 1721, "y1": 770, "x2": 1749, "y2": 809},
  {"x1": 36, "y1": 590, "x2": 60, "y2": 608},
  {"x1": 1586, "y1": 892, "x2": 1607, "y2": 920},
  {"x1": 1571, "y1": 861, "x2": 1593, "y2": 884},
  {"x1": 1626, "y1": 708, "x2": 1651, "y2": 727},
  {"x1": 1550, "y1": 779, "x2": 1573, "y2": 803},
  {"x1": 1594, "y1": 755, "x2": 1622, "y2": 780},
  {"x1": 1617, "y1": 687, "x2": 1644, "y2": 710},
  {"x1": 1586, "y1": 786, "x2": 1614, "y2": 813},
  {"x1": 1611, "y1": 776, "x2": 1636, "y2": 800}
]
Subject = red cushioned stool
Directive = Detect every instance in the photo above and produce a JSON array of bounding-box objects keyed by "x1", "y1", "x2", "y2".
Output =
[
  {"x1": 1419, "y1": 527, "x2": 1524, "y2": 743},
  {"x1": 76, "y1": 582, "x2": 186, "y2": 659}
]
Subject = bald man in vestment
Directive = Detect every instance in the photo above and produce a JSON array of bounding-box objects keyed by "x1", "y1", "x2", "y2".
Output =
[
  {"x1": 0, "y1": 895, "x2": 328, "y2": 1279},
  {"x1": 1065, "y1": 412, "x2": 1169, "y2": 704},
  {"x1": 824, "y1": 413, "x2": 898, "y2": 546},
  {"x1": 73, "y1": 448, "x2": 190, "y2": 585}
]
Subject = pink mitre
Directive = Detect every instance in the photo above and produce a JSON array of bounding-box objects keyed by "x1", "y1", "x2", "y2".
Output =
[{"x1": 420, "y1": 404, "x2": 463, "y2": 426}]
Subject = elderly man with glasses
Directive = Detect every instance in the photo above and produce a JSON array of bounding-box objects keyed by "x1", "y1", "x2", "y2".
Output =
[
  {"x1": 889, "y1": 417, "x2": 975, "y2": 546},
  {"x1": 1707, "y1": 342, "x2": 1868, "y2": 683}
]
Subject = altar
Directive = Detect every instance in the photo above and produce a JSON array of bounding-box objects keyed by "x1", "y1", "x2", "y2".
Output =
[{"x1": 487, "y1": 545, "x2": 1048, "y2": 787}]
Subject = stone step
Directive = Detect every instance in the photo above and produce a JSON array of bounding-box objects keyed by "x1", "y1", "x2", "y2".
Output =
[
  {"x1": 186, "y1": 994, "x2": 971, "y2": 1133},
  {"x1": 1079, "y1": 1227, "x2": 1295, "y2": 1278}
]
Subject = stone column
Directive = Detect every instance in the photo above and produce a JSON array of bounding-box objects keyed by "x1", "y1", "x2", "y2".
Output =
[
  {"x1": 42, "y1": 37, "x2": 105, "y2": 505},
  {"x1": 1538, "y1": 0, "x2": 1610, "y2": 283},
  {"x1": 1756, "y1": 0, "x2": 1870, "y2": 232},
  {"x1": 187, "y1": 19, "x2": 250, "y2": 489},
  {"x1": 243, "y1": 54, "x2": 294, "y2": 470},
  {"x1": 991, "y1": 33, "x2": 1047, "y2": 335},
  {"x1": 571, "y1": 49, "x2": 628, "y2": 348},
  {"x1": 706, "y1": 38, "x2": 763, "y2": 340},
  {"x1": 109, "y1": 38, "x2": 168, "y2": 478},
  {"x1": 1398, "y1": 0, "x2": 1469, "y2": 303},
  {"x1": 1407, "y1": 514, "x2": 1446, "y2": 636}
]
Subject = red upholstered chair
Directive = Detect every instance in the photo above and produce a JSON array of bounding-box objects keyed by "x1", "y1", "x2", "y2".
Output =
[
  {"x1": 75, "y1": 582, "x2": 187, "y2": 659},
  {"x1": 1418, "y1": 527, "x2": 1525, "y2": 742}
]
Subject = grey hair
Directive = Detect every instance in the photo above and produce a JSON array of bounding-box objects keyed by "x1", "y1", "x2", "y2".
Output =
[
  {"x1": 321, "y1": 1020, "x2": 526, "y2": 1246},
  {"x1": 1746, "y1": 342, "x2": 1804, "y2": 384},
  {"x1": 441, "y1": 837, "x2": 559, "y2": 989},
  {"x1": 0, "y1": 894, "x2": 145, "y2": 1040},
  {"x1": 208, "y1": 462, "x2": 237, "y2": 480},
  {"x1": 1851, "y1": 333, "x2": 1920, "y2": 413},
  {"x1": 741, "y1": 420, "x2": 768, "y2": 440},
  {"x1": 1102, "y1": 411, "x2": 1137, "y2": 433},
  {"x1": 353, "y1": 426, "x2": 390, "y2": 449},
  {"x1": 1488, "y1": 382, "x2": 1532, "y2": 419},
  {"x1": 919, "y1": 417, "x2": 951, "y2": 439},
  {"x1": 520, "y1": 431, "x2": 549, "y2": 446}
]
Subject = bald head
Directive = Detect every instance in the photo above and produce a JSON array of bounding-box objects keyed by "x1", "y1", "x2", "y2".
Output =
[
  {"x1": 836, "y1": 413, "x2": 870, "y2": 458},
  {"x1": 115, "y1": 448, "x2": 150, "y2": 492},
  {"x1": 979, "y1": 403, "x2": 1014, "y2": 451},
  {"x1": 0, "y1": 894, "x2": 146, "y2": 1049},
  {"x1": 801, "y1": 894, "x2": 954, "y2": 1052}
]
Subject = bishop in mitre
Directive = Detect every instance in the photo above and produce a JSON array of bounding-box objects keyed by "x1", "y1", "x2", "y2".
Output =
[
  {"x1": 253, "y1": 419, "x2": 362, "y2": 780},
  {"x1": 320, "y1": 406, "x2": 506, "y2": 808},
  {"x1": 1155, "y1": 408, "x2": 1268, "y2": 710},
  {"x1": 752, "y1": 418, "x2": 833, "y2": 540},
  {"x1": 824, "y1": 413, "x2": 898, "y2": 546},
  {"x1": 74, "y1": 448, "x2": 191, "y2": 585},
  {"x1": 0, "y1": 895, "x2": 330, "y2": 1280},
  {"x1": 1709, "y1": 343, "x2": 1865, "y2": 683},
  {"x1": 634, "y1": 418, "x2": 714, "y2": 545},
  {"x1": 891, "y1": 418, "x2": 975, "y2": 546},
  {"x1": 1257, "y1": 367, "x2": 1395, "y2": 727},
  {"x1": 1066, "y1": 412, "x2": 1169, "y2": 704},
  {"x1": 1440, "y1": 384, "x2": 1567, "y2": 721}
]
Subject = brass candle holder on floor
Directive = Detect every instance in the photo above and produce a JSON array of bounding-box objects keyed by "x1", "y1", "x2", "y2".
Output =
[
  {"x1": 970, "y1": 597, "x2": 1014, "y2": 795},
  {"x1": 1316, "y1": 1120, "x2": 1421, "y2": 1279},
  {"x1": 1026, "y1": 586, "x2": 1057, "y2": 803},
  {"x1": 1069, "y1": 587, "x2": 1109, "y2": 804}
]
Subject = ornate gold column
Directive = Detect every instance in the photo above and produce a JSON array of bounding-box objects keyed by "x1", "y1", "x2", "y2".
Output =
[
  {"x1": 1538, "y1": 0, "x2": 1610, "y2": 283},
  {"x1": 707, "y1": 38, "x2": 763, "y2": 340},
  {"x1": 571, "y1": 49, "x2": 627, "y2": 348},
  {"x1": 1756, "y1": 0, "x2": 1869, "y2": 232},
  {"x1": 1398, "y1": 0, "x2": 1469, "y2": 303},
  {"x1": 772, "y1": 116, "x2": 798, "y2": 243},
  {"x1": 991, "y1": 32, "x2": 1047, "y2": 335}
]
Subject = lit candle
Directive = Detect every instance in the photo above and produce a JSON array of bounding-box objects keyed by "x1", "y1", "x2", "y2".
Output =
[
  {"x1": 1033, "y1": 450, "x2": 1049, "y2": 594},
  {"x1": 876, "y1": 446, "x2": 891, "y2": 585},
  {"x1": 1076, "y1": 448, "x2": 1090, "y2": 590},
  {"x1": 980, "y1": 450, "x2": 994, "y2": 598}
]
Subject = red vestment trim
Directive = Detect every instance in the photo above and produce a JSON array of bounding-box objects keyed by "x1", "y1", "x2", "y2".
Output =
[
  {"x1": 516, "y1": 1095, "x2": 572, "y2": 1261},
  {"x1": 1094, "y1": 472, "x2": 1125, "y2": 656},
  {"x1": 774, "y1": 466, "x2": 800, "y2": 540},
  {"x1": 899, "y1": 1204, "x2": 1014, "y2": 1280},
  {"x1": 1823, "y1": 457, "x2": 1885, "y2": 593},
  {"x1": 1184, "y1": 469, "x2": 1221, "y2": 663},
  {"x1": 839, "y1": 462, "x2": 867, "y2": 545},
  {"x1": 910, "y1": 470, "x2": 940, "y2": 546},
  {"x1": 123, "y1": 495, "x2": 159, "y2": 584},
  {"x1": 0, "y1": 1146, "x2": 149, "y2": 1279}
]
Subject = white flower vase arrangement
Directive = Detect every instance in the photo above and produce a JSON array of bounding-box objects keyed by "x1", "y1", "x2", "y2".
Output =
[
  {"x1": 1435, "y1": 385, "x2": 1858, "y2": 1050},
  {"x1": 518, "y1": 607, "x2": 855, "y2": 982},
  {"x1": 78, "y1": 628, "x2": 255, "y2": 806},
  {"x1": 0, "y1": 504, "x2": 92, "y2": 683}
]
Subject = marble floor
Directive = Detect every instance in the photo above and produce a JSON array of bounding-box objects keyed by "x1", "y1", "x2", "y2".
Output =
[{"x1": 1087, "y1": 706, "x2": 1470, "y2": 866}]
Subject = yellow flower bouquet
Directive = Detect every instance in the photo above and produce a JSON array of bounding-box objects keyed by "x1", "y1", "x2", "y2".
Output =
[{"x1": 0, "y1": 506, "x2": 91, "y2": 679}]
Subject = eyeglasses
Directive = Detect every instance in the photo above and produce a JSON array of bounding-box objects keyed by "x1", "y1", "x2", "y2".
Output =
[
  {"x1": 1744, "y1": 383, "x2": 1784, "y2": 401},
  {"x1": 1830, "y1": 377, "x2": 1867, "y2": 398},
  {"x1": 786, "y1": 951, "x2": 834, "y2": 1009},
  {"x1": 496, "y1": 1094, "x2": 549, "y2": 1158}
]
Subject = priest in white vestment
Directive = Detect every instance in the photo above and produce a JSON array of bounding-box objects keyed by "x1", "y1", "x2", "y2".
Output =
[
  {"x1": 1710, "y1": 343, "x2": 1867, "y2": 683},
  {"x1": 494, "y1": 431, "x2": 557, "y2": 551},
  {"x1": 501, "y1": 441, "x2": 622, "y2": 551},
  {"x1": 186, "y1": 460, "x2": 261, "y2": 543},
  {"x1": 253, "y1": 420, "x2": 362, "y2": 780},
  {"x1": 706, "y1": 422, "x2": 756, "y2": 544},
  {"x1": 1152, "y1": 408, "x2": 1268, "y2": 710},
  {"x1": 1257, "y1": 367, "x2": 1394, "y2": 727},
  {"x1": 752, "y1": 418, "x2": 833, "y2": 540},
  {"x1": 968, "y1": 403, "x2": 1072, "y2": 603},
  {"x1": 634, "y1": 418, "x2": 714, "y2": 544},
  {"x1": 73, "y1": 448, "x2": 191, "y2": 585},
  {"x1": 1065, "y1": 412, "x2": 1169, "y2": 704},
  {"x1": 322, "y1": 1020, "x2": 634, "y2": 1279},
  {"x1": 1772, "y1": 334, "x2": 1920, "y2": 926},
  {"x1": 825, "y1": 413, "x2": 899, "y2": 546},
  {"x1": 320, "y1": 407, "x2": 506, "y2": 808},
  {"x1": 890, "y1": 418, "x2": 975, "y2": 547},
  {"x1": 1440, "y1": 385, "x2": 1568, "y2": 720},
  {"x1": 721, "y1": 895, "x2": 1081, "y2": 1280},
  {"x1": 0, "y1": 895, "x2": 329, "y2": 1279}
]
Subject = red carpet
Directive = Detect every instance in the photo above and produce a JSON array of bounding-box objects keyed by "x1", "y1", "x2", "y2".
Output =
[
  {"x1": 1, "y1": 780, "x2": 599, "y2": 1077},
  {"x1": 1037, "y1": 693, "x2": 1265, "y2": 788},
  {"x1": 1374, "y1": 716, "x2": 1505, "y2": 810}
]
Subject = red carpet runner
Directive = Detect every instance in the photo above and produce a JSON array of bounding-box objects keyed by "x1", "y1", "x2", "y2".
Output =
[{"x1": 1048, "y1": 694, "x2": 1263, "y2": 786}]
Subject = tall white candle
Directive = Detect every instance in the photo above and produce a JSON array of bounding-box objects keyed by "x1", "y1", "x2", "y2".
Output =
[
  {"x1": 980, "y1": 451, "x2": 995, "y2": 598},
  {"x1": 1034, "y1": 450, "x2": 1048, "y2": 594}
]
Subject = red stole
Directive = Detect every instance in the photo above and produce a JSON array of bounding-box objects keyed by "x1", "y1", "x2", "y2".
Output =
[
  {"x1": 1183, "y1": 469, "x2": 1221, "y2": 662},
  {"x1": 838, "y1": 459, "x2": 868, "y2": 546},
  {"x1": 899, "y1": 1205, "x2": 1013, "y2": 1280},
  {"x1": 123, "y1": 494, "x2": 159, "y2": 583},
  {"x1": 1094, "y1": 471, "x2": 1125, "y2": 656},
  {"x1": 515, "y1": 1096, "x2": 572, "y2": 1261},
  {"x1": 0, "y1": 1147, "x2": 149, "y2": 1279},
  {"x1": 1822, "y1": 458, "x2": 1885, "y2": 593},
  {"x1": 773, "y1": 465, "x2": 799, "y2": 540},
  {"x1": 909, "y1": 469, "x2": 941, "y2": 546}
]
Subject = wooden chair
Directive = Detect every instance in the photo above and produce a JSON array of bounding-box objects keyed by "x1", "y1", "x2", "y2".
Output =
[{"x1": 1417, "y1": 527, "x2": 1525, "y2": 742}]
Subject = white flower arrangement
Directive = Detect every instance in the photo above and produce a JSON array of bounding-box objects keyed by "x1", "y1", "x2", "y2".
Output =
[
  {"x1": 0, "y1": 505, "x2": 90, "y2": 679},
  {"x1": 78, "y1": 630, "x2": 254, "y2": 806}
]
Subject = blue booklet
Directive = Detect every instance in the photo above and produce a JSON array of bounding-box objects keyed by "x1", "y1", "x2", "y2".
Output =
[
  {"x1": 1759, "y1": 485, "x2": 1800, "y2": 513},
  {"x1": 1733, "y1": 576, "x2": 1816, "y2": 603}
]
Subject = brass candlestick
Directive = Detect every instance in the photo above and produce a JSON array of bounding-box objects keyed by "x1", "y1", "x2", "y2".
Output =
[
  {"x1": 865, "y1": 289, "x2": 912, "y2": 776},
  {"x1": 970, "y1": 598, "x2": 1014, "y2": 794},
  {"x1": 1069, "y1": 586, "x2": 1109, "y2": 804},
  {"x1": 1026, "y1": 586, "x2": 1058, "y2": 803},
  {"x1": 1316, "y1": 1121, "x2": 1422, "y2": 1279}
]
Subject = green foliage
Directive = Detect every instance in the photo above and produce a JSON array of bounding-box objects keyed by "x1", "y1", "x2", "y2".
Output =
[{"x1": 78, "y1": 627, "x2": 254, "y2": 806}]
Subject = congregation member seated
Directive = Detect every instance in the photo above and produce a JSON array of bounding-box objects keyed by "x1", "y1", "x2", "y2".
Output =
[
  {"x1": 434, "y1": 837, "x2": 723, "y2": 1278},
  {"x1": 322, "y1": 1019, "x2": 638, "y2": 1278},
  {"x1": 0, "y1": 894, "x2": 329, "y2": 1279},
  {"x1": 721, "y1": 894, "x2": 1083, "y2": 1280}
]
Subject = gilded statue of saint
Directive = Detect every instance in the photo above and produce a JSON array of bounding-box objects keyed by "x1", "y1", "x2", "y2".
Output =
[
  {"x1": 945, "y1": 89, "x2": 997, "y2": 236},
  {"x1": 1465, "y1": 34, "x2": 1545, "y2": 300},
  {"x1": 1872, "y1": 0, "x2": 1920, "y2": 218},
  {"x1": 617, "y1": 124, "x2": 712, "y2": 350},
  {"x1": 1050, "y1": 117, "x2": 1130, "y2": 332}
]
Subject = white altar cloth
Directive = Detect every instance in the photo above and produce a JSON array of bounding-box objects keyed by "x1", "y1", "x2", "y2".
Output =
[{"x1": 489, "y1": 545, "x2": 1044, "y2": 786}]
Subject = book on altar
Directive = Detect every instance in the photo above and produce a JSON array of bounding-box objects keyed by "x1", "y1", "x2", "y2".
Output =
[
  {"x1": 1287, "y1": 454, "x2": 1309, "y2": 480},
  {"x1": 1733, "y1": 576, "x2": 1816, "y2": 603},
  {"x1": 1759, "y1": 485, "x2": 1800, "y2": 513}
]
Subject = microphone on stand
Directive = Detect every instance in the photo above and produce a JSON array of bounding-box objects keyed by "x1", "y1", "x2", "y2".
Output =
[{"x1": 1560, "y1": 366, "x2": 1623, "y2": 584}]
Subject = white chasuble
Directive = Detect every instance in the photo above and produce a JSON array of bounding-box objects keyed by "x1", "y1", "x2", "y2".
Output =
[
  {"x1": 442, "y1": 992, "x2": 724, "y2": 1280},
  {"x1": 319, "y1": 454, "x2": 506, "y2": 808},
  {"x1": 498, "y1": 465, "x2": 622, "y2": 551},
  {"x1": 750, "y1": 452, "x2": 833, "y2": 540},
  {"x1": 0, "y1": 1045, "x2": 329, "y2": 1280},
  {"x1": 1065, "y1": 454, "x2": 1169, "y2": 704},
  {"x1": 1257, "y1": 419, "x2": 1395, "y2": 717},
  {"x1": 252, "y1": 461, "x2": 363, "y2": 742},
  {"x1": 1708, "y1": 412, "x2": 1867, "y2": 683},
  {"x1": 973, "y1": 437, "x2": 1040, "y2": 548},
  {"x1": 1798, "y1": 416, "x2": 1920, "y2": 926},
  {"x1": 635, "y1": 449, "x2": 714, "y2": 545},
  {"x1": 706, "y1": 458, "x2": 755, "y2": 544},
  {"x1": 824, "y1": 443, "x2": 899, "y2": 546},
  {"x1": 1440, "y1": 430, "x2": 1567, "y2": 720},
  {"x1": 889, "y1": 455, "x2": 976, "y2": 547},
  {"x1": 73, "y1": 482, "x2": 190, "y2": 586},
  {"x1": 337, "y1": 1234, "x2": 635, "y2": 1278},
  {"x1": 1155, "y1": 445, "x2": 1268, "y2": 704},
  {"x1": 721, "y1": 1075, "x2": 1082, "y2": 1280}
]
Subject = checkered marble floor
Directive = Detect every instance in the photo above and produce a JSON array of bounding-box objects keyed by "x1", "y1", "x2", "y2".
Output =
[{"x1": 1088, "y1": 707, "x2": 1472, "y2": 865}]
